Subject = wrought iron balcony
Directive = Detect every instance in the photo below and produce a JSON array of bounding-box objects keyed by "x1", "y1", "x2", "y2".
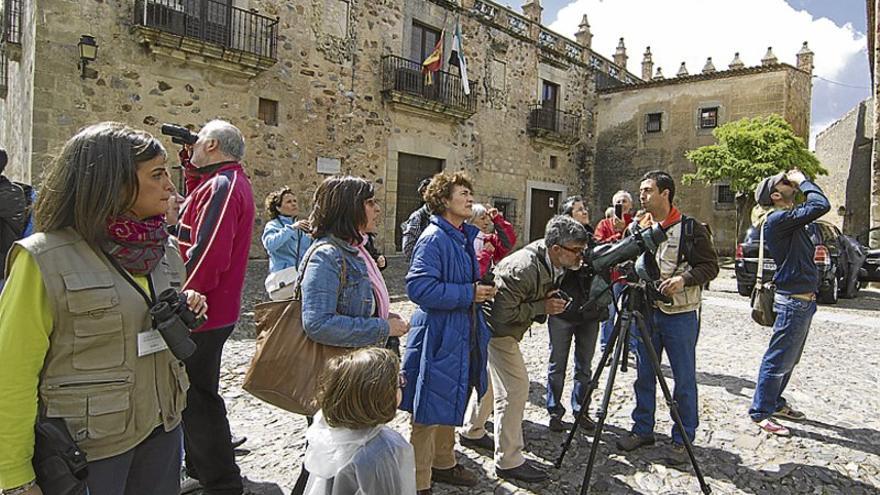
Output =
[
  {"x1": 381, "y1": 55, "x2": 477, "y2": 119},
  {"x1": 0, "y1": 49, "x2": 8, "y2": 98},
  {"x1": 3, "y1": 0, "x2": 22, "y2": 45},
  {"x1": 133, "y1": 0, "x2": 278, "y2": 75},
  {"x1": 527, "y1": 105, "x2": 581, "y2": 144}
]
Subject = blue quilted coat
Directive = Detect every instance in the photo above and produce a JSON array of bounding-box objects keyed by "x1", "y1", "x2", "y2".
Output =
[{"x1": 400, "y1": 215, "x2": 491, "y2": 426}]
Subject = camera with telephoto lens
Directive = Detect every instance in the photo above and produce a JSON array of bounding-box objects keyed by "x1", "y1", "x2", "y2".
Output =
[
  {"x1": 160, "y1": 123, "x2": 199, "y2": 145},
  {"x1": 148, "y1": 289, "x2": 204, "y2": 360}
]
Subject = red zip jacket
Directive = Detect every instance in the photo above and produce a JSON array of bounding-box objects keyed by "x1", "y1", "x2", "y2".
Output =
[
  {"x1": 476, "y1": 213, "x2": 517, "y2": 277},
  {"x1": 178, "y1": 158, "x2": 255, "y2": 332}
]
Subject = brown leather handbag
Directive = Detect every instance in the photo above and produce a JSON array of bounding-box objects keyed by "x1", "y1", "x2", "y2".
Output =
[
  {"x1": 750, "y1": 223, "x2": 777, "y2": 327},
  {"x1": 242, "y1": 246, "x2": 351, "y2": 415}
]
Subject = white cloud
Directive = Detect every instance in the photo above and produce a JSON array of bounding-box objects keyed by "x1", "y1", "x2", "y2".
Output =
[{"x1": 548, "y1": 0, "x2": 866, "y2": 82}]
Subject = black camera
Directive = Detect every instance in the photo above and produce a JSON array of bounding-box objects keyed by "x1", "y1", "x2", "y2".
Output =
[
  {"x1": 479, "y1": 268, "x2": 495, "y2": 286},
  {"x1": 160, "y1": 123, "x2": 198, "y2": 145},
  {"x1": 148, "y1": 289, "x2": 204, "y2": 360}
]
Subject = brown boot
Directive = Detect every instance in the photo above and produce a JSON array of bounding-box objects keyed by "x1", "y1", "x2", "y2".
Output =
[{"x1": 431, "y1": 464, "x2": 479, "y2": 487}]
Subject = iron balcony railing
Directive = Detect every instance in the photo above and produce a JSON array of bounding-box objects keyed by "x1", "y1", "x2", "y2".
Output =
[
  {"x1": 0, "y1": 49, "x2": 8, "y2": 94},
  {"x1": 527, "y1": 104, "x2": 581, "y2": 141},
  {"x1": 381, "y1": 55, "x2": 477, "y2": 114},
  {"x1": 3, "y1": 0, "x2": 22, "y2": 45},
  {"x1": 134, "y1": 0, "x2": 278, "y2": 59}
]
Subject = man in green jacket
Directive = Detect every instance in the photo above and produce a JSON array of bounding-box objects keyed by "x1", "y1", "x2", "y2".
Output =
[{"x1": 460, "y1": 215, "x2": 589, "y2": 483}]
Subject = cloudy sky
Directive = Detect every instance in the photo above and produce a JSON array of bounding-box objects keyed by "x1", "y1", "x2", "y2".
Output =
[{"x1": 528, "y1": 0, "x2": 870, "y2": 148}]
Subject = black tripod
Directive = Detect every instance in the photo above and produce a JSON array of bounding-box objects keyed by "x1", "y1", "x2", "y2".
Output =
[{"x1": 554, "y1": 283, "x2": 712, "y2": 494}]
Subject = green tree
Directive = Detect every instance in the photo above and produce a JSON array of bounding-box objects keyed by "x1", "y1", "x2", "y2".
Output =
[{"x1": 683, "y1": 114, "x2": 827, "y2": 248}]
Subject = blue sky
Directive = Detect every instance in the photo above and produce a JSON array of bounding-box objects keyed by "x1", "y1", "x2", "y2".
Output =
[{"x1": 523, "y1": 0, "x2": 871, "y2": 147}]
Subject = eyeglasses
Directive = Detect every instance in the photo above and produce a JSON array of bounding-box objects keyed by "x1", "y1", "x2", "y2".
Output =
[{"x1": 557, "y1": 245, "x2": 584, "y2": 257}]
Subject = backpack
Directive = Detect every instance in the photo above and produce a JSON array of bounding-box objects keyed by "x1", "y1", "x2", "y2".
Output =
[
  {"x1": 1, "y1": 180, "x2": 34, "y2": 269},
  {"x1": 676, "y1": 215, "x2": 715, "y2": 290}
]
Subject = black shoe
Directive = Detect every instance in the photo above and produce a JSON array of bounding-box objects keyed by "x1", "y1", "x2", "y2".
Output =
[
  {"x1": 548, "y1": 417, "x2": 566, "y2": 432},
  {"x1": 179, "y1": 476, "x2": 202, "y2": 494},
  {"x1": 665, "y1": 442, "x2": 689, "y2": 466},
  {"x1": 231, "y1": 435, "x2": 247, "y2": 449},
  {"x1": 496, "y1": 460, "x2": 549, "y2": 483},
  {"x1": 616, "y1": 433, "x2": 655, "y2": 452},
  {"x1": 460, "y1": 433, "x2": 494, "y2": 453},
  {"x1": 577, "y1": 413, "x2": 596, "y2": 433},
  {"x1": 431, "y1": 464, "x2": 479, "y2": 487}
]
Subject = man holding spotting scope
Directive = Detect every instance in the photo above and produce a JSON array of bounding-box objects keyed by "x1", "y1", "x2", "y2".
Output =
[{"x1": 615, "y1": 170, "x2": 718, "y2": 464}]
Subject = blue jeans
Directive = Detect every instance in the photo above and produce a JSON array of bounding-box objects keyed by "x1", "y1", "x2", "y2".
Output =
[
  {"x1": 631, "y1": 309, "x2": 699, "y2": 445},
  {"x1": 749, "y1": 294, "x2": 816, "y2": 421},
  {"x1": 546, "y1": 316, "x2": 599, "y2": 418}
]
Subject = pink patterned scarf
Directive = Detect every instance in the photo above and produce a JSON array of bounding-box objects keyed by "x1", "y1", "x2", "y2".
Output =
[
  {"x1": 355, "y1": 235, "x2": 390, "y2": 319},
  {"x1": 104, "y1": 215, "x2": 169, "y2": 275}
]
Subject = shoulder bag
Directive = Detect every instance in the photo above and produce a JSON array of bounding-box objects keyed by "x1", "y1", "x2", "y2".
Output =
[{"x1": 750, "y1": 222, "x2": 777, "y2": 327}]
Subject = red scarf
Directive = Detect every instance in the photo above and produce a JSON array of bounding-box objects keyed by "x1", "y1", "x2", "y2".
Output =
[{"x1": 104, "y1": 216, "x2": 168, "y2": 275}]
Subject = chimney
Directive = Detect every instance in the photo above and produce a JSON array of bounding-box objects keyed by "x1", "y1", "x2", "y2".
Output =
[
  {"x1": 653, "y1": 67, "x2": 664, "y2": 80},
  {"x1": 613, "y1": 37, "x2": 628, "y2": 71},
  {"x1": 702, "y1": 57, "x2": 716, "y2": 74},
  {"x1": 575, "y1": 15, "x2": 592, "y2": 49},
  {"x1": 761, "y1": 46, "x2": 778, "y2": 66},
  {"x1": 729, "y1": 52, "x2": 744, "y2": 70},
  {"x1": 677, "y1": 62, "x2": 689, "y2": 77},
  {"x1": 641, "y1": 46, "x2": 653, "y2": 81},
  {"x1": 522, "y1": 0, "x2": 542, "y2": 24},
  {"x1": 796, "y1": 41, "x2": 814, "y2": 73}
]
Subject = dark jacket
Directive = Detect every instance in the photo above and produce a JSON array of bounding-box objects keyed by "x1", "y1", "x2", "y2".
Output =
[
  {"x1": 0, "y1": 176, "x2": 32, "y2": 268},
  {"x1": 400, "y1": 215, "x2": 490, "y2": 426},
  {"x1": 401, "y1": 205, "x2": 431, "y2": 262},
  {"x1": 765, "y1": 181, "x2": 831, "y2": 295}
]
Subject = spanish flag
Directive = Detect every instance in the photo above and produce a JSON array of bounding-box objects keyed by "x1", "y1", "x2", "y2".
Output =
[{"x1": 422, "y1": 31, "x2": 444, "y2": 86}]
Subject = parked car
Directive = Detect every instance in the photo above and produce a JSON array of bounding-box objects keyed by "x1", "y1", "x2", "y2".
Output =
[
  {"x1": 855, "y1": 227, "x2": 880, "y2": 283},
  {"x1": 734, "y1": 221, "x2": 862, "y2": 304}
]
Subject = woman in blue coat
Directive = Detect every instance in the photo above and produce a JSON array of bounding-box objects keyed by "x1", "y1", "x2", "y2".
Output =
[
  {"x1": 261, "y1": 186, "x2": 312, "y2": 299},
  {"x1": 400, "y1": 172, "x2": 496, "y2": 494}
]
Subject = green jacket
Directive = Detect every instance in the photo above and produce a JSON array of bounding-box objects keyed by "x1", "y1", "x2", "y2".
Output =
[{"x1": 484, "y1": 240, "x2": 558, "y2": 341}]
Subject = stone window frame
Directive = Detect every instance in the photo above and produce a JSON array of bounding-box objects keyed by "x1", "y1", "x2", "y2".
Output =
[
  {"x1": 696, "y1": 101, "x2": 723, "y2": 135},
  {"x1": 714, "y1": 182, "x2": 736, "y2": 210},
  {"x1": 258, "y1": 97, "x2": 279, "y2": 126},
  {"x1": 645, "y1": 112, "x2": 663, "y2": 133},
  {"x1": 402, "y1": 4, "x2": 449, "y2": 65}
]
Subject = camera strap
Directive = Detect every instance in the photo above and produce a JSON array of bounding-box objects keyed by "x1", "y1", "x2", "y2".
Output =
[{"x1": 102, "y1": 251, "x2": 157, "y2": 308}]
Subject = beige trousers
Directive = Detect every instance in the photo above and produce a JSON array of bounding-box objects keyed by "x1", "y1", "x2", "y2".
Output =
[
  {"x1": 410, "y1": 422, "x2": 456, "y2": 490},
  {"x1": 461, "y1": 336, "x2": 528, "y2": 470}
]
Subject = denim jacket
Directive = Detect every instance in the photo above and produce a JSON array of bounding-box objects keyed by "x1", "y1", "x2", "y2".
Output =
[
  {"x1": 299, "y1": 235, "x2": 390, "y2": 347},
  {"x1": 262, "y1": 216, "x2": 313, "y2": 273}
]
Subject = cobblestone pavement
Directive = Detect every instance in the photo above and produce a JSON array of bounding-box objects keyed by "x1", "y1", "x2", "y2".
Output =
[{"x1": 224, "y1": 258, "x2": 880, "y2": 494}]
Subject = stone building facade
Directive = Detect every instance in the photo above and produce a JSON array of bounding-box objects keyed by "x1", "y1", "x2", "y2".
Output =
[
  {"x1": 594, "y1": 47, "x2": 814, "y2": 252},
  {"x1": 814, "y1": 98, "x2": 873, "y2": 236},
  {"x1": 867, "y1": 0, "x2": 880, "y2": 247},
  {"x1": 0, "y1": 0, "x2": 641, "y2": 254}
]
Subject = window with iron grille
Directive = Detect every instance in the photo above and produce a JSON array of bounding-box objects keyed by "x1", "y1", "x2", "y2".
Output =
[
  {"x1": 4, "y1": 0, "x2": 23, "y2": 45},
  {"x1": 716, "y1": 184, "x2": 734, "y2": 204},
  {"x1": 700, "y1": 107, "x2": 718, "y2": 129},
  {"x1": 491, "y1": 197, "x2": 517, "y2": 224},
  {"x1": 258, "y1": 97, "x2": 278, "y2": 126},
  {"x1": 0, "y1": 49, "x2": 8, "y2": 97},
  {"x1": 646, "y1": 113, "x2": 662, "y2": 133}
]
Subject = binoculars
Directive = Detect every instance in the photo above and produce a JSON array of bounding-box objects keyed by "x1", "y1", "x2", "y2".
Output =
[
  {"x1": 160, "y1": 123, "x2": 198, "y2": 146},
  {"x1": 149, "y1": 288, "x2": 205, "y2": 360}
]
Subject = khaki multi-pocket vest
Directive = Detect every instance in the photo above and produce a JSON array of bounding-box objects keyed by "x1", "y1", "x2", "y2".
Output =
[
  {"x1": 654, "y1": 221, "x2": 702, "y2": 315},
  {"x1": 13, "y1": 228, "x2": 189, "y2": 462}
]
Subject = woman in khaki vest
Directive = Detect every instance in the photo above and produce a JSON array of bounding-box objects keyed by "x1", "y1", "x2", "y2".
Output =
[{"x1": 0, "y1": 122, "x2": 207, "y2": 495}]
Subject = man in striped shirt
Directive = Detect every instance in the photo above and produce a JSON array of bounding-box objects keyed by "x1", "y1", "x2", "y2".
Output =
[{"x1": 177, "y1": 120, "x2": 255, "y2": 495}]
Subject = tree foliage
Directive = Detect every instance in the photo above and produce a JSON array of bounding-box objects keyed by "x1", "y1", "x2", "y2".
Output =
[{"x1": 683, "y1": 114, "x2": 826, "y2": 192}]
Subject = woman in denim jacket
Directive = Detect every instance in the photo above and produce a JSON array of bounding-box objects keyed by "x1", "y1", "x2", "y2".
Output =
[
  {"x1": 293, "y1": 176, "x2": 410, "y2": 494},
  {"x1": 261, "y1": 186, "x2": 312, "y2": 299}
]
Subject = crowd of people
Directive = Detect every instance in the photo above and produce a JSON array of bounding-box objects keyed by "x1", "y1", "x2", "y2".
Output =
[{"x1": 0, "y1": 120, "x2": 830, "y2": 495}]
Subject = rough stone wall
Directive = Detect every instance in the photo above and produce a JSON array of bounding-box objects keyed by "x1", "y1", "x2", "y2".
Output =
[
  {"x1": 9, "y1": 0, "x2": 595, "y2": 255},
  {"x1": 595, "y1": 68, "x2": 808, "y2": 253},
  {"x1": 0, "y1": 0, "x2": 35, "y2": 183},
  {"x1": 815, "y1": 99, "x2": 873, "y2": 235},
  {"x1": 783, "y1": 69, "x2": 813, "y2": 142}
]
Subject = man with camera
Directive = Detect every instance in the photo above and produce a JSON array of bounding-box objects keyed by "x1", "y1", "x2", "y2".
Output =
[
  {"x1": 616, "y1": 170, "x2": 718, "y2": 464},
  {"x1": 175, "y1": 120, "x2": 255, "y2": 495},
  {"x1": 460, "y1": 215, "x2": 590, "y2": 483},
  {"x1": 749, "y1": 170, "x2": 829, "y2": 436}
]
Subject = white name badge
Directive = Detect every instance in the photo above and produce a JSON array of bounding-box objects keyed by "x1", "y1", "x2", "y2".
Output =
[{"x1": 138, "y1": 329, "x2": 169, "y2": 357}]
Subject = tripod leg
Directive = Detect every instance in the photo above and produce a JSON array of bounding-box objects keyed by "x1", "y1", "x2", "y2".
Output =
[
  {"x1": 578, "y1": 307, "x2": 634, "y2": 495},
  {"x1": 631, "y1": 310, "x2": 712, "y2": 494}
]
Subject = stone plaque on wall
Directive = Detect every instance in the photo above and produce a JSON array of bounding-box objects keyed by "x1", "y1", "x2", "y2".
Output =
[
  {"x1": 317, "y1": 156, "x2": 342, "y2": 175},
  {"x1": 322, "y1": 0, "x2": 349, "y2": 38}
]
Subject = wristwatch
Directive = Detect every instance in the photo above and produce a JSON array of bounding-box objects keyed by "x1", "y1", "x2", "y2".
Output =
[{"x1": 3, "y1": 480, "x2": 36, "y2": 495}]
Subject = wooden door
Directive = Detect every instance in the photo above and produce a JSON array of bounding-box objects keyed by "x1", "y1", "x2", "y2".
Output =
[
  {"x1": 395, "y1": 153, "x2": 443, "y2": 251},
  {"x1": 529, "y1": 188, "x2": 560, "y2": 242}
]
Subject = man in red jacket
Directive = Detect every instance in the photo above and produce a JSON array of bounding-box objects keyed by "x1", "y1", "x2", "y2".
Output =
[{"x1": 177, "y1": 120, "x2": 255, "y2": 495}]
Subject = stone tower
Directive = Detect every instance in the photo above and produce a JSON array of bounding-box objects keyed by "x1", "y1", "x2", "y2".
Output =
[
  {"x1": 575, "y1": 15, "x2": 592, "y2": 50},
  {"x1": 797, "y1": 41, "x2": 814, "y2": 73},
  {"x1": 522, "y1": 0, "x2": 543, "y2": 24},
  {"x1": 613, "y1": 38, "x2": 628, "y2": 70},
  {"x1": 641, "y1": 47, "x2": 653, "y2": 81}
]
